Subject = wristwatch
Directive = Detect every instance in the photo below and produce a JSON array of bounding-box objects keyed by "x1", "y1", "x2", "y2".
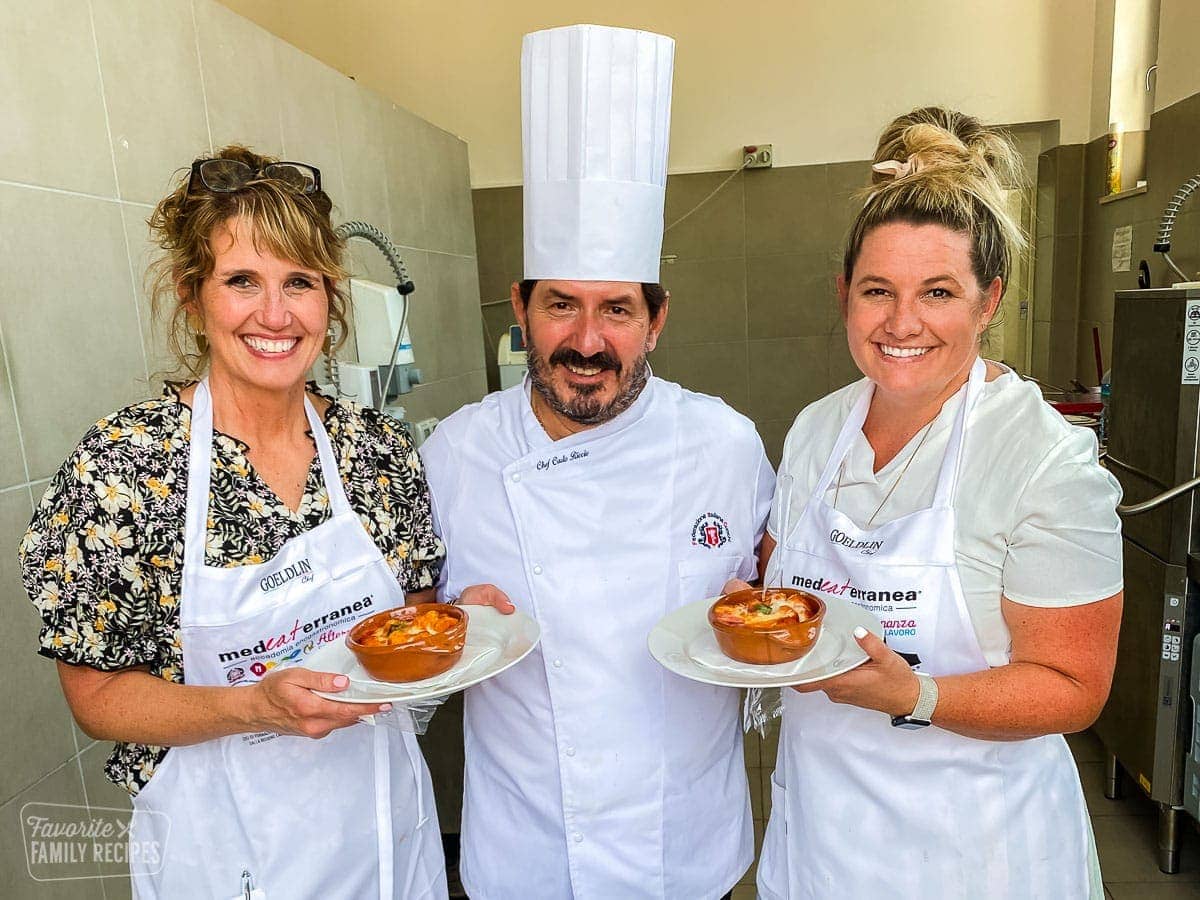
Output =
[{"x1": 891, "y1": 672, "x2": 938, "y2": 729}]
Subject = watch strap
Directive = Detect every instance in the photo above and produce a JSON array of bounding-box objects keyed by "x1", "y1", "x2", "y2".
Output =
[{"x1": 891, "y1": 672, "x2": 938, "y2": 728}]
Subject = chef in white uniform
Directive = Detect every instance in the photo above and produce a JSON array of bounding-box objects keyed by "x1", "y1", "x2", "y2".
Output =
[
  {"x1": 747, "y1": 107, "x2": 1124, "y2": 899},
  {"x1": 420, "y1": 24, "x2": 774, "y2": 900}
]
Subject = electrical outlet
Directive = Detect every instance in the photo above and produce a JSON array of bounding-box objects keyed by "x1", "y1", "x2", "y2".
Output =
[{"x1": 743, "y1": 144, "x2": 773, "y2": 169}]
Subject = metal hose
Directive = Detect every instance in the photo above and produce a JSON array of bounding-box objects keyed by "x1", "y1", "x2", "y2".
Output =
[
  {"x1": 335, "y1": 221, "x2": 416, "y2": 295},
  {"x1": 334, "y1": 221, "x2": 417, "y2": 410},
  {"x1": 1153, "y1": 175, "x2": 1200, "y2": 283}
]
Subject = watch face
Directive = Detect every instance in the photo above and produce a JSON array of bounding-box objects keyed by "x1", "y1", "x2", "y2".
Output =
[{"x1": 890, "y1": 716, "x2": 931, "y2": 730}]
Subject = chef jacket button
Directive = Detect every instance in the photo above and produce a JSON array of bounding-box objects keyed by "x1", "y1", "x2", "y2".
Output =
[
  {"x1": 533, "y1": 564, "x2": 543, "y2": 575},
  {"x1": 565, "y1": 746, "x2": 576, "y2": 757},
  {"x1": 572, "y1": 832, "x2": 583, "y2": 843},
  {"x1": 511, "y1": 473, "x2": 521, "y2": 483},
  {"x1": 553, "y1": 658, "x2": 563, "y2": 668}
]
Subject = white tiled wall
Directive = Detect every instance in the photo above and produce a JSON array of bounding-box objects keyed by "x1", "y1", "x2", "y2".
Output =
[{"x1": 0, "y1": 0, "x2": 484, "y2": 893}]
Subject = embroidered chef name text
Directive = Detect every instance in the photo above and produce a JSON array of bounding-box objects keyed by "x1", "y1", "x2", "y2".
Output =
[
  {"x1": 791, "y1": 574, "x2": 918, "y2": 605},
  {"x1": 259, "y1": 557, "x2": 314, "y2": 593},
  {"x1": 536, "y1": 449, "x2": 589, "y2": 471},
  {"x1": 828, "y1": 530, "x2": 883, "y2": 555},
  {"x1": 217, "y1": 597, "x2": 374, "y2": 663}
]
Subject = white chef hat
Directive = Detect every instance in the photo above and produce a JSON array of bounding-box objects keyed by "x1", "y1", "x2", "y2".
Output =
[{"x1": 521, "y1": 24, "x2": 675, "y2": 284}]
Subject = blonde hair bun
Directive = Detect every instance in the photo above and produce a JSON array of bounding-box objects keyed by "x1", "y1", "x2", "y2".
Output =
[{"x1": 844, "y1": 106, "x2": 1028, "y2": 299}]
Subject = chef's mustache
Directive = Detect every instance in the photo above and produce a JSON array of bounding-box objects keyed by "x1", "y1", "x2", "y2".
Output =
[{"x1": 549, "y1": 347, "x2": 622, "y2": 374}]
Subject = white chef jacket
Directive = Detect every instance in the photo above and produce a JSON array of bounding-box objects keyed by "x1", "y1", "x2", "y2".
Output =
[
  {"x1": 421, "y1": 375, "x2": 774, "y2": 899},
  {"x1": 769, "y1": 364, "x2": 1123, "y2": 666}
]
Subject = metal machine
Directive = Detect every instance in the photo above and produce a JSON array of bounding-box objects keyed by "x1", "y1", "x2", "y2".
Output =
[{"x1": 1097, "y1": 286, "x2": 1200, "y2": 873}]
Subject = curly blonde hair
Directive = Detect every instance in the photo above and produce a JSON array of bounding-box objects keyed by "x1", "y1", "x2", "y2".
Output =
[
  {"x1": 843, "y1": 107, "x2": 1027, "y2": 303},
  {"x1": 147, "y1": 145, "x2": 349, "y2": 377}
]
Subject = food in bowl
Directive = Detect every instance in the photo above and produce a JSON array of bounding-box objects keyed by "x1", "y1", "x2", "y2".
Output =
[
  {"x1": 347, "y1": 603, "x2": 467, "y2": 683},
  {"x1": 708, "y1": 588, "x2": 825, "y2": 665}
]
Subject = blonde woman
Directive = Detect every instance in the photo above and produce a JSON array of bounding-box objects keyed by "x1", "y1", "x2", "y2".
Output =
[
  {"x1": 20, "y1": 146, "x2": 473, "y2": 898},
  {"x1": 742, "y1": 109, "x2": 1123, "y2": 898}
]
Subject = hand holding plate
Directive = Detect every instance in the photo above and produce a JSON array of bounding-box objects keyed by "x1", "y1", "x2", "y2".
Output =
[
  {"x1": 249, "y1": 666, "x2": 392, "y2": 737},
  {"x1": 458, "y1": 583, "x2": 516, "y2": 614},
  {"x1": 721, "y1": 578, "x2": 754, "y2": 595},
  {"x1": 790, "y1": 626, "x2": 921, "y2": 717}
]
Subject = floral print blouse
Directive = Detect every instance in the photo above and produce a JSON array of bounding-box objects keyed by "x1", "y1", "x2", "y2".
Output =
[{"x1": 19, "y1": 383, "x2": 445, "y2": 796}]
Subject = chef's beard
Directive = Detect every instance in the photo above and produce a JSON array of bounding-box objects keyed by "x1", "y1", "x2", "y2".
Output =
[{"x1": 527, "y1": 344, "x2": 650, "y2": 426}]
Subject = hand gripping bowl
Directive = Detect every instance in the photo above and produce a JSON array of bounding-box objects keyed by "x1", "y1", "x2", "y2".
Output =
[
  {"x1": 708, "y1": 588, "x2": 826, "y2": 665},
  {"x1": 346, "y1": 603, "x2": 467, "y2": 683}
]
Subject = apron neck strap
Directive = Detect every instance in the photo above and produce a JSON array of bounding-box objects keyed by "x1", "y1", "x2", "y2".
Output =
[
  {"x1": 931, "y1": 356, "x2": 985, "y2": 508},
  {"x1": 183, "y1": 380, "x2": 354, "y2": 571},
  {"x1": 808, "y1": 357, "x2": 987, "y2": 509}
]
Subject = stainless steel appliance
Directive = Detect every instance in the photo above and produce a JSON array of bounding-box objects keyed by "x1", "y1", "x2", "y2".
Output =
[{"x1": 1097, "y1": 286, "x2": 1200, "y2": 873}]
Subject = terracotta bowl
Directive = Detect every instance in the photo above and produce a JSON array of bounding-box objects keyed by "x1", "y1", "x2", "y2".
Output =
[
  {"x1": 346, "y1": 603, "x2": 467, "y2": 683},
  {"x1": 708, "y1": 588, "x2": 825, "y2": 665}
]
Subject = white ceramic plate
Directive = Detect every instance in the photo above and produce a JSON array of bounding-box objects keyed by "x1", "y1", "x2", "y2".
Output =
[
  {"x1": 648, "y1": 594, "x2": 882, "y2": 688},
  {"x1": 308, "y1": 606, "x2": 540, "y2": 704}
]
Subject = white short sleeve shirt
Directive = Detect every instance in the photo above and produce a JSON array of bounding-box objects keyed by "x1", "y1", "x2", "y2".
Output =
[{"x1": 769, "y1": 364, "x2": 1124, "y2": 666}]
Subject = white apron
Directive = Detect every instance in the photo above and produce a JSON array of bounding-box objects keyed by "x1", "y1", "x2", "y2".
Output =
[
  {"x1": 757, "y1": 359, "x2": 1100, "y2": 900},
  {"x1": 437, "y1": 378, "x2": 761, "y2": 899},
  {"x1": 128, "y1": 380, "x2": 445, "y2": 900}
]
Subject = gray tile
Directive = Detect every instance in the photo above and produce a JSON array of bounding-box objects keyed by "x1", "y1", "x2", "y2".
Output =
[
  {"x1": 193, "y1": 0, "x2": 283, "y2": 156},
  {"x1": 91, "y1": 0, "x2": 210, "y2": 205},
  {"x1": 0, "y1": 489, "x2": 80, "y2": 807},
  {"x1": 1033, "y1": 235, "x2": 1054, "y2": 324},
  {"x1": 747, "y1": 253, "x2": 838, "y2": 339},
  {"x1": 746, "y1": 337, "x2": 830, "y2": 422},
  {"x1": 334, "y1": 80, "x2": 391, "y2": 236},
  {"x1": 1106, "y1": 884, "x2": 1200, "y2": 899},
  {"x1": 1048, "y1": 319, "x2": 1079, "y2": 389},
  {"x1": 1066, "y1": 728, "x2": 1106, "y2": 764},
  {"x1": 399, "y1": 371, "x2": 486, "y2": 425},
  {"x1": 0, "y1": 761, "x2": 105, "y2": 897},
  {"x1": 745, "y1": 164, "x2": 832, "y2": 257},
  {"x1": 78, "y1": 743, "x2": 133, "y2": 887},
  {"x1": 646, "y1": 344, "x2": 670, "y2": 382},
  {"x1": 1036, "y1": 150, "x2": 1057, "y2": 240},
  {"x1": 1055, "y1": 145, "x2": 1085, "y2": 236},
  {"x1": 1031, "y1": 321, "x2": 1052, "y2": 385},
  {"x1": 660, "y1": 258, "x2": 747, "y2": 346},
  {"x1": 0, "y1": 186, "x2": 146, "y2": 481},
  {"x1": 662, "y1": 169, "x2": 746, "y2": 261},
  {"x1": 428, "y1": 254, "x2": 487, "y2": 382},
  {"x1": 756, "y1": 419, "x2": 793, "y2": 470},
  {"x1": 1092, "y1": 813, "x2": 1200, "y2": 883},
  {"x1": 275, "y1": 41, "x2": 347, "y2": 217},
  {"x1": 827, "y1": 160, "x2": 871, "y2": 244},
  {"x1": 0, "y1": 328, "x2": 29, "y2": 488},
  {"x1": 828, "y1": 337, "x2": 862, "y2": 392},
  {"x1": 1075, "y1": 761, "x2": 1157, "y2": 819},
  {"x1": 382, "y1": 102, "x2": 432, "y2": 251},
  {"x1": 481, "y1": 300, "x2": 520, "y2": 392},
  {"x1": 1051, "y1": 234, "x2": 1082, "y2": 324},
  {"x1": 471, "y1": 187, "x2": 523, "y2": 301},
  {"x1": 416, "y1": 125, "x2": 476, "y2": 257},
  {"x1": 120, "y1": 203, "x2": 178, "y2": 387},
  {"x1": 0, "y1": 0, "x2": 116, "y2": 196},
  {"x1": 670, "y1": 341, "x2": 750, "y2": 415},
  {"x1": 78, "y1": 742, "x2": 130, "y2": 815}
]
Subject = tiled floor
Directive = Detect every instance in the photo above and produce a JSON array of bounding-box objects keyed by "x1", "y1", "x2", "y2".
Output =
[{"x1": 731, "y1": 726, "x2": 1200, "y2": 899}]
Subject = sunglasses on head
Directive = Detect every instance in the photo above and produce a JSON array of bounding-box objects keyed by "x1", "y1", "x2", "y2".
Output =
[{"x1": 187, "y1": 158, "x2": 322, "y2": 195}]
